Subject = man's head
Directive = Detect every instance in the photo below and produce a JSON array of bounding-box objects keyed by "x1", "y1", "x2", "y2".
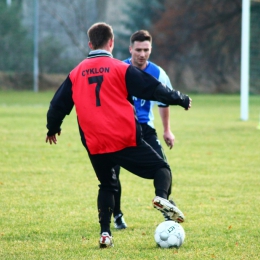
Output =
[
  {"x1": 88, "y1": 22, "x2": 114, "y2": 52},
  {"x1": 129, "y1": 30, "x2": 152, "y2": 70}
]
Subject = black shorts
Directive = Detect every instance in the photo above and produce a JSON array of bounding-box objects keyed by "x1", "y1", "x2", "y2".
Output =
[{"x1": 87, "y1": 138, "x2": 170, "y2": 191}]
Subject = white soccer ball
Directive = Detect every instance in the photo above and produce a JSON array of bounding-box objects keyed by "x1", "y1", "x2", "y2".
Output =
[{"x1": 154, "y1": 221, "x2": 185, "y2": 248}]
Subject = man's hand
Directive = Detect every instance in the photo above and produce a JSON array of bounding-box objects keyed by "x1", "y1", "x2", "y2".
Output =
[
  {"x1": 163, "y1": 130, "x2": 175, "y2": 149},
  {"x1": 45, "y1": 132, "x2": 61, "y2": 145},
  {"x1": 185, "y1": 98, "x2": 192, "y2": 110}
]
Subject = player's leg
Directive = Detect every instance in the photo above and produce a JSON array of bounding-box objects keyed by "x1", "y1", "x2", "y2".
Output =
[
  {"x1": 141, "y1": 124, "x2": 167, "y2": 161},
  {"x1": 87, "y1": 153, "x2": 118, "y2": 247},
  {"x1": 113, "y1": 165, "x2": 127, "y2": 229},
  {"x1": 141, "y1": 124, "x2": 172, "y2": 198},
  {"x1": 111, "y1": 139, "x2": 171, "y2": 196},
  {"x1": 141, "y1": 125, "x2": 179, "y2": 220},
  {"x1": 111, "y1": 140, "x2": 184, "y2": 223},
  {"x1": 113, "y1": 165, "x2": 121, "y2": 216}
]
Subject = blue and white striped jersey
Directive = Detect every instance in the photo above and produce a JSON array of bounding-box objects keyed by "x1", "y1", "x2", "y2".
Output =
[{"x1": 123, "y1": 58, "x2": 173, "y2": 128}]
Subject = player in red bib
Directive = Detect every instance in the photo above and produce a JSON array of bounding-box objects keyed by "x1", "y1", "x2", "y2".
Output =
[{"x1": 45, "y1": 22, "x2": 192, "y2": 248}]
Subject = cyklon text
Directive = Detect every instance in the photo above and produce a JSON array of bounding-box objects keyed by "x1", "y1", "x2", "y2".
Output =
[{"x1": 82, "y1": 67, "x2": 110, "y2": 76}]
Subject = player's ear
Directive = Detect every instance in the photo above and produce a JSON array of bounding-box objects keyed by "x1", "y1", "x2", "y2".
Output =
[
  {"x1": 108, "y1": 38, "x2": 112, "y2": 47},
  {"x1": 129, "y1": 46, "x2": 132, "y2": 54},
  {"x1": 108, "y1": 38, "x2": 114, "y2": 52},
  {"x1": 88, "y1": 41, "x2": 93, "y2": 49}
]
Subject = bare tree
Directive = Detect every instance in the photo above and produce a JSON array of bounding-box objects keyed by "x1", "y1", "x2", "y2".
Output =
[{"x1": 41, "y1": 0, "x2": 107, "y2": 56}]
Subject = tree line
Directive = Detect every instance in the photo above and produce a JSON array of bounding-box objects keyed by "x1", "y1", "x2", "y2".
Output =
[{"x1": 0, "y1": 0, "x2": 259, "y2": 93}]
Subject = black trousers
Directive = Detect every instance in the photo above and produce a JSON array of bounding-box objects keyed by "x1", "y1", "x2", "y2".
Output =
[
  {"x1": 137, "y1": 124, "x2": 172, "y2": 196},
  {"x1": 113, "y1": 124, "x2": 172, "y2": 216},
  {"x1": 86, "y1": 137, "x2": 172, "y2": 234},
  {"x1": 140, "y1": 123, "x2": 167, "y2": 161}
]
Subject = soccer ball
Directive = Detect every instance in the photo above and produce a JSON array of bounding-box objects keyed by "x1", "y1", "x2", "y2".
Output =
[{"x1": 154, "y1": 221, "x2": 185, "y2": 248}]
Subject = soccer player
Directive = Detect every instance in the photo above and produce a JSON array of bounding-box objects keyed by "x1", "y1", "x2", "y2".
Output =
[
  {"x1": 45, "y1": 22, "x2": 192, "y2": 248},
  {"x1": 113, "y1": 30, "x2": 177, "y2": 230}
]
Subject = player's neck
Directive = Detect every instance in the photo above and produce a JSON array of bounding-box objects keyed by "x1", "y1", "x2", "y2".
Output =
[
  {"x1": 131, "y1": 60, "x2": 148, "y2": 71},
  {"x1": 139, "y1": 63, "x2": 148, "y2": 71}
]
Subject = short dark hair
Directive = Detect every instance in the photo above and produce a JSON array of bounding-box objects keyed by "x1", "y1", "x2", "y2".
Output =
[
  {"x1": 87, "y1": 22, "x2": 114, "y2": 49},
  {"x1": 130, "y1": 30, "x2": 152, "y2": 45}
]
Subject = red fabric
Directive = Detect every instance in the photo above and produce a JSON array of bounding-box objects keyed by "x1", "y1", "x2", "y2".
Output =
[{"x1": 69, "y1": 56, "x2": 137, "y2": 154}]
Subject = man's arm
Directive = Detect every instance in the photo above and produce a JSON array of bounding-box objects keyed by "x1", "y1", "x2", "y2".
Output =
[
  {"x1": 157, "y1": 69, "x2": 175, "y2": 148},
  {"x1": 125, "y1": 65, "x2": 191, "y2": 109},
  {"x1": 158, "y1": 106, "x2": 175, "y2": 149},
  {"x1": 46, "y1": 75, "x2": 74, "y2": 144}
]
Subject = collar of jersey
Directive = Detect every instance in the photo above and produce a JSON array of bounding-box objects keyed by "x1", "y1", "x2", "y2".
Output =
[{"x1": 88, "y1": 50, "x2": 113, "y2": 59}]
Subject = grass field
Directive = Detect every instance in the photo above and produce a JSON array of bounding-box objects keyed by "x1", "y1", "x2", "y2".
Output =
[{"x1": 0, "y1": 91, "x2": 259, "y2": 260}]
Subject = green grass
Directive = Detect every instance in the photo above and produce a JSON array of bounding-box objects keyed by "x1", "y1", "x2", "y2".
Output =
[{"x1": 0, "y1": 91, "x2": 260, "y2": 259}]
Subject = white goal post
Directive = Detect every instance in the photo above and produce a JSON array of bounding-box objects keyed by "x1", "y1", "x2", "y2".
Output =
[{"x1": 240, "y1": 0, "x2": 250, "y2": 121}]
